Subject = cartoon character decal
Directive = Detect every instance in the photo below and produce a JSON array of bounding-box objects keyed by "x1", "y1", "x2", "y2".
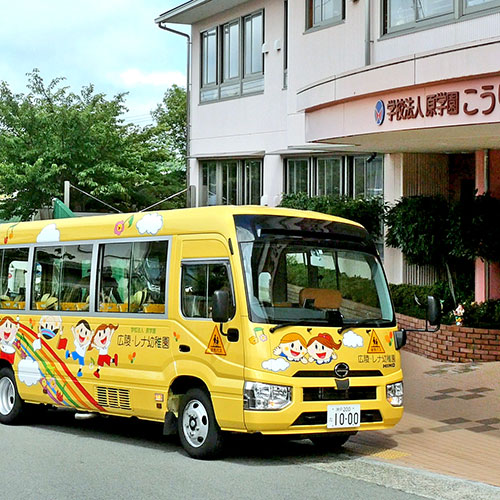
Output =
[
  {"x1": 263, "y1": 330, "x2": 345, "y2": 371},
  {"x1": 0, "y1": 316, "x2": 20, "y2": 364},
  {"x1": 91, "y1": 323, "x2": 119, "y2": 378},
  {"x1": 66, "y1": 319, "x2": 94, "y2": 377},
  {"x1": 307, "y1": 333, "x2": 342, "y2": 365},
  {"x1": 273, "y1": 333, "x2": 308, "y2": 364}
]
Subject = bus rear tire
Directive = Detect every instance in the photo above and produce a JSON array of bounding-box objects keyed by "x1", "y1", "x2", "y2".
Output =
[
  {"x1": 0, "y1": 367, "x2": 25, "y2": 425},
  {"x1": 310, "y1": 432, "x2": 353, "y2": 450},
  {"x1": 178, "y1": 388, "x2": 224, "y2": 459}
]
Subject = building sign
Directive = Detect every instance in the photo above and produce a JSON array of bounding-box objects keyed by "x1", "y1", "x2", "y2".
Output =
[
  {"x1": 374, "y1": 100, "x2": 385, "y2": 125},
  {"x1": 375, "y1": 83, "x2": 500, "y2": 125}
]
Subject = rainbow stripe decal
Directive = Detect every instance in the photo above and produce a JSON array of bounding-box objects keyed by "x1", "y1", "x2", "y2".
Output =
[{"x1": 16, "y1": 323, "x2": 106, "y2": 412}]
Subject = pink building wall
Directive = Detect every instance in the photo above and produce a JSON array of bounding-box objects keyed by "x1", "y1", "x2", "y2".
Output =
[{"x1": 475, "y1": 150, "x2": 500, "y2": 301}]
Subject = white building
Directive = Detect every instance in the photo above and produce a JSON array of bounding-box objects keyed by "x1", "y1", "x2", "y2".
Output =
[{"x1": 155, "y1": 0, "x2": 500, "y2": 299}]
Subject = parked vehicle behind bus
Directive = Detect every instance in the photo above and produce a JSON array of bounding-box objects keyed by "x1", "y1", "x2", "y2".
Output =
[{"x1": 0, "y1": 206, "x2": 439, "y2": 458}]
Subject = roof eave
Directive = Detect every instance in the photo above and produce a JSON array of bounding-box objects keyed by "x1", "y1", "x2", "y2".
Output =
[{"x1": 155, "y1": 0, "x2": 212, "y2": 25}]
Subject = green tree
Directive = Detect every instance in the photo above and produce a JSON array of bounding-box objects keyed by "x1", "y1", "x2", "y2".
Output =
[
  {"x1": 0, "y1": 70, "x2": 186, "y2": 219},
  {"x1": 150, "y1": 84, "x2": 187, "y2": 161}
]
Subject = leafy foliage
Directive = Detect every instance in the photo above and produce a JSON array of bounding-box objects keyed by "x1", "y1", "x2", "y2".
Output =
[
  {"x1": 0, "y1": 70, "x2": 187, "y2": 219},
  {"x1": 386, "y1": 194, "x2": 500, "y2": 265},
  {"x1": 448, "y1": 194, "x2": 500, "y2": 262},
  {"x1": 279, "y1": 193, "x2": 385, "y2": 239},
  {"x1": 390, "y1": 281, "x2": 500, "y2": 329},
  {"x1": 385, "y1": 196, "x2": 450, "y2": 266}
]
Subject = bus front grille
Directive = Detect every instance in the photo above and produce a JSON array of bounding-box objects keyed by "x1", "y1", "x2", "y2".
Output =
[
  {"x1": 96, "y1": 386, "x2": 132, "y2": 410},
  {"x1": 303, "y1": 386, "x2": 377, "y2": 401}
]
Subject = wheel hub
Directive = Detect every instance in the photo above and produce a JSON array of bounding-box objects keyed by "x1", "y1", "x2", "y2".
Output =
[
  {"x1": 182, "y1": 399, "x2": 209, "y2": 448},
  {"x1": 0, "y1": 377, "x2": 15, "y2": 416}
]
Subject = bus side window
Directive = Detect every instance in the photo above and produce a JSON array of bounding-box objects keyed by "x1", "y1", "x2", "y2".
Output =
[
  {"x1": 97, "y1": 241, "x2": 168, "y2": 314},
  {"x1": 181, "y1": 262, "x2": 234, "y2": 319},
  {"x1": 60, "y1": 245, "x2": 93, "y2": 310},
  {"x1": 32, "y1": 247, "x2": 62, "y2": 310},
  {"x1": 32, "y1": 245, "x2": 93, "y2": 311},
  {"x1": 0, "y1": 248, "x2": 29, "y2": 309}
]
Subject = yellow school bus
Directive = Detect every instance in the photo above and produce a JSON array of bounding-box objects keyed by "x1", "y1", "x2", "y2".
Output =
[{"x1": 0, "y1": 206, "x2": 439, "y2": 458}]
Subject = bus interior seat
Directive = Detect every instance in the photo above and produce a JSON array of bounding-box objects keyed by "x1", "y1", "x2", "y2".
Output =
[{"x1": 299, "y1": 288, "x2": 342, "y2": 309}]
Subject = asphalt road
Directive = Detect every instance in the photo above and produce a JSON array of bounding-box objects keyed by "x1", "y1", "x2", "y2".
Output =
[{"x1": 0, "y1": 409, "x2": 497, "y2": 500}]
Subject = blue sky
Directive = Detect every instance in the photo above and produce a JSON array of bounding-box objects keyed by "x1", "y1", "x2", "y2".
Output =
[{"x1": 0, "y1": 0, "x2": 188, "y2": 125}]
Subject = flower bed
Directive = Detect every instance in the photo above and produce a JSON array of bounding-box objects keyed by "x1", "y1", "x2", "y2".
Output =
[{"x1": 396, "y1": 313, "x2": 500, "y2": 362}]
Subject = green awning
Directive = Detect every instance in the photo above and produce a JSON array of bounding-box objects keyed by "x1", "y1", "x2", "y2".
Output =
[{"x1": 53, "y1": 198, "x2": 75, "y2": 219}]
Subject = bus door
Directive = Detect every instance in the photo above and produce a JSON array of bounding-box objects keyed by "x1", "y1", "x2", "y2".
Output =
[{"x1": 176, "y1": 236, "x2": 245, "y2": 430}]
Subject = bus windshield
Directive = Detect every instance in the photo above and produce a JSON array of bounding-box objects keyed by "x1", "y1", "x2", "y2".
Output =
[{"x1": 235, "y1": 215, "x2": 394, "y2": 328}]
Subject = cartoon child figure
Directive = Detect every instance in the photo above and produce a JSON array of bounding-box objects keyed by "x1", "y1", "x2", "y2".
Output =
[
  {"x1": 273, "y1": 333, "x2": 308, "y2": 364},
  {"x1": 0, "y1": 316, "x2": 20, "y2": 364},
  {"x1": 91, "y1": 323, "x2": 119, "y2": 379},
  {"x1": 33, "y1": 315, "x2": 63, "y2": 351},
  {"x1": 66, "y1": 319, "x2": 94, "y2": 377},
  {"x1": 307, "y1": 333, "x2": 342, "y2": 365}
]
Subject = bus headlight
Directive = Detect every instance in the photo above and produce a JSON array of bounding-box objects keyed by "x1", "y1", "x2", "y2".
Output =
[
  {"x1": 386, "y1": 381, "x2": 404, "y2": 407},
  {"x1": 244, "y1": 382, "x2": 291, "y2": 410}
]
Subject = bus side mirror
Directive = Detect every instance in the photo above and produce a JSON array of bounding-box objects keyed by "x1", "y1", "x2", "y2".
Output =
[
  {"x1": 212, "y1": 290, "x2": 230, "y2": 323},
  {"x1": 427, "y1": 295, "x2": 441, "y2": 328}
]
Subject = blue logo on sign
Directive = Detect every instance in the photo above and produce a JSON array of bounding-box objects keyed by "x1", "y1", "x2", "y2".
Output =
[{"x1": 374, "y1": 100, "x2": 385, "y2": 126}]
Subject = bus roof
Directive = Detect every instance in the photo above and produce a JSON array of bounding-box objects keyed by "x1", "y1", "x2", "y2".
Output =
[{"x1": 0, "y1": 205, "x2": 364, "y2": 246}]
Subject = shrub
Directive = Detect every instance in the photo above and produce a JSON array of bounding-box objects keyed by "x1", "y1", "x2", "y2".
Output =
[{"x1": 279, "y1": 193, "x2": 384, "y2": 239}]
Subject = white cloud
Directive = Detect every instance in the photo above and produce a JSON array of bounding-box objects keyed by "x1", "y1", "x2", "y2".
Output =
[
  {"x1": 18, "y1": 359, "x2": 42, "y2": 386},
  {"x1": 262, "y1": 358, "x2": 290, "y2": 372},
  {"x1": 119, "y1": 68, "x2": 186, "y2": 88},
  {"x1": 37, "y1": 223, "x2": 60, "y2": 242},
  {"x1": 343, "y1": 330, "x2": 364, "y2": 348},
  {"x1": 136, "y1": 213, "x2": 163, "y2": 235}
]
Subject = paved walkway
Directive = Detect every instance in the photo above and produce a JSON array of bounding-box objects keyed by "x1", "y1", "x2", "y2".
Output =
[{"x1": 346, "y1": 350, "x2": 500, "y2": 488}]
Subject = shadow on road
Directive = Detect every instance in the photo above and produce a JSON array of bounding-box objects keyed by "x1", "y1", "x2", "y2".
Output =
[{"x1": 24, "y1": 407, "x2": 390, "y2": 464}]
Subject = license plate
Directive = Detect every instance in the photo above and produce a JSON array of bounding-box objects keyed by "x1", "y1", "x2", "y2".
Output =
[{"x1": 327, "y1": 404, "x2": 361, "y2": 429}]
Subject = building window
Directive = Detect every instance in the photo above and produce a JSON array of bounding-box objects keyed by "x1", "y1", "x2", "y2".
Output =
[
  {"x1": 201, "y1": 28, "x2": 217, "y2": 86},
  {"x1": 244, "y1": 12, "x2": 263, "y2": 77},
  {"x1": 464, "y1": 0, "x2": 500, "y2": 13},
  {"x1": 317, "y1": 157, "x2": 342, "y2": 196},
  {"x1": 306, "y1": 0, "x2": 344, "y2": 30},
  {"x1": 283, "y1": 0, "x2": 289, "y2": 88},
  {"x1": 384, "y1": 0, "x2": 500, "y2": 33},
  {"x1": 285, "y1": 155, "x2": 382, "y2": 199},
  {"x1": 223, "y1": 21, "x2": 240, "y2": 82},
  {"x1": 353, "y1": 156, "x2": 383, "y2": 199},
  {"x1": 200, "y1": 159, "x2": 262, "y2": 206},
  {"x1": 286, "y1": 159, "x2": 310, "y2": 194},
  {"x1": 201, "y1": 10, "x2": 264, "y2": 103}
]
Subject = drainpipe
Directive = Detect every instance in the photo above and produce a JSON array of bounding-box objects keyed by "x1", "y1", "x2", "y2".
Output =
[
  {"x1": 364, "y1": 0, "x2": 371, "y2": 66},
  {"x1": 157, "y1": 23, "x2": 193, "y2": 206},
  {"x1": 484, "y1": 149, "x2": 490, "y2": 298}
]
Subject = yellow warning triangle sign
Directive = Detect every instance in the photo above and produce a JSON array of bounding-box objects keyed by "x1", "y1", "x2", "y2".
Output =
[
  {"x1": 367, "y1": 330, "x2": 385, "y2": 354},
  {"x1": 205, "y1": 325, "x2": 227, "y2": 356}
]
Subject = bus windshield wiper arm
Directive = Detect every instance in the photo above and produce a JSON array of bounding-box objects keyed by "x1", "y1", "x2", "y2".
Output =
[
  {"x1": 337, "y1": 318, "x2": 391, "y2": 334},
  {"x1": 269, "y1": 320, "x2": 322, "y2": 333}
]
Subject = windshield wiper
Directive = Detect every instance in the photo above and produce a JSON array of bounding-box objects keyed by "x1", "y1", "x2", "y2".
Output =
[
  {"x1": 337, "y1": 318, "x2": 393, "y2": 334},
  {"x1": 269, "y1": 320, "x2": 323, "y2": 333}
]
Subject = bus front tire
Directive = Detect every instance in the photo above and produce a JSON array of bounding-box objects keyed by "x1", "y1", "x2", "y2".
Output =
[
  {"x1": 178, "y1": 388, "x2": 224, "y2": 459},
  {"x1": 0, "y1": 367, "x2": 25, "y2": 425}
]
